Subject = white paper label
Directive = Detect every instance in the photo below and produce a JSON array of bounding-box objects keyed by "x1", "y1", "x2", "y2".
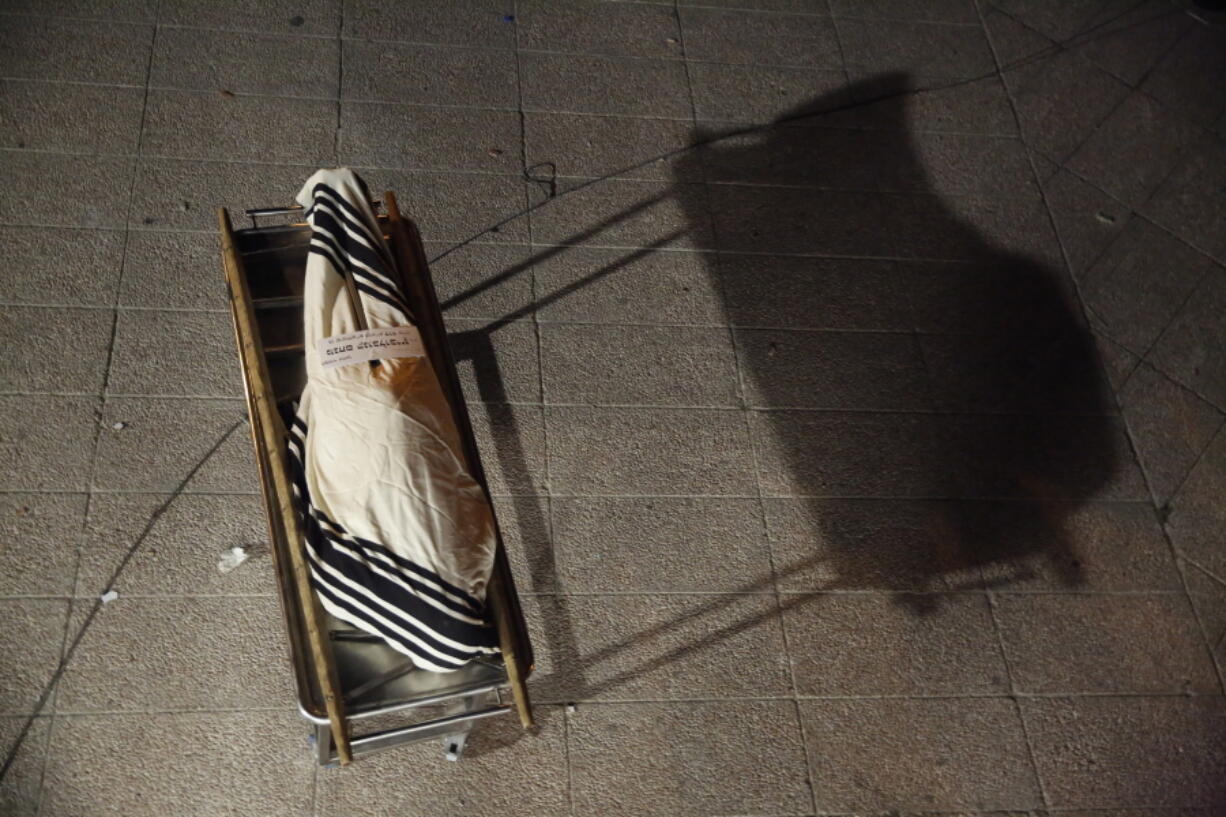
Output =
[{"x1": 319, "y1": 326, "x2": 426, "y2": 369}]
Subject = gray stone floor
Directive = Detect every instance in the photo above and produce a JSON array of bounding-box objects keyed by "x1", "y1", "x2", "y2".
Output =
[{"x1": 2, "y1": 0, "x2": 1226, "y2": 814}]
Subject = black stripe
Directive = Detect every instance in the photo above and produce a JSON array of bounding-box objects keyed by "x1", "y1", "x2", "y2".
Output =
[
  {"x1": 305, "y1": 552, "x2": 468, "y2": 670},
  {"x1": 310, "y1": 211, "x2": 410, "y2": 316},
  {"x1": 288, "y1": 419, "x2": 486, "y2": 616},
  {"x1": 287, "y1": 419, "x2": 495, "y2": 653},
  {"x1": 309, "y1": 206, "x2": 401, "y2": 296},
  {"x1": 311, "y1": 182, "x2": 395, "y2": 267}
]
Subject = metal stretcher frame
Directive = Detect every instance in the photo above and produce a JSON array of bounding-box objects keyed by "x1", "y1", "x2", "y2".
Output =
[{"x1": 217, "y1": 191, "x2": 534, "y2": 766}]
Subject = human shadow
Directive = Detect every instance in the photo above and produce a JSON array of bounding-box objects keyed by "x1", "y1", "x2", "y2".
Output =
[
  {"x1": 446, "y1": 73, "x2": 1121, "y2": 713},
  {"x1": 674, "y1": 72, "x2": 1117, "y2": 613}
]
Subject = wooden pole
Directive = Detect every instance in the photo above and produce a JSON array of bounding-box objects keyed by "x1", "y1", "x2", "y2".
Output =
[
  {"x1": 380, "y1": 192, "x2": 535, "y2": 729},
  {"x1": 217, "y1": 208, "x2": 354, "y2": 764}
]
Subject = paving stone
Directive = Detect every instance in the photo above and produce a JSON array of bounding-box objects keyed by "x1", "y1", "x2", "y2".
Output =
[
  {"x1": 108, "y1": 309, "x2": 243, "y2": 397},
  {"x1": 716, "y1": 255, "x2": 911, "y2": 330},
  {"x1": 0, "y1": 0, "x2": 158, "y2": 22},
  {"x1": 1067, "y1": 91, "x2": 1211, "y2": 209},
  {"x1": 980, "y1": 500, "x2": 1184, "y2": 591},
  {"x1": 159, "y1": 0, "x2": 341, "y2": 37},
  {"x1": 1079, "y1": 218, "x2": 1214, "y2": 353},
  {"x1": 752, "y1": 411, "x2": 942, "y2": 497},
  {"x1": 699, "y1": 124, "x2": 903, "y2": 191},
  {"x1": 1143, "y1": 139, "x2": 1226, "y2": 265},
  {"x1": 1148, "y1": 266, "x2": 1226, "y2": 409},
  {"x1": 150, "y1": 27, "x2": 339, "y2": 97},
  {"x1": 487, "y1": 493, "x2": 554, "y2": 593},
  {"x1": 907, "y1": 132, "x2": 1034, "y2": 198},
  {"x1": 1043, "y1": 168, "x2": 1134, "y2": 277},
  {"x1": 357, "y1": 168, "x2": 529, "y2": 244},
  {"x1": 0, "y1": 80, "x2": 143, "y2": 154},
  {"x1": 784, "y1": 592, "x2": 1008, "y2": 694},
  {"x1": 737, "y1": 328, "x2": 931, "y2": 410},
  {"x1": 315, "y1": 706, "x2": 568, "y2": 817},
  {"x1": 1021, "y1": 696, "x2": 1226, "y2": 808},
  {"x1": 92, "y1": 397, "x2": 258, "y2": 493},
  {"x1": 1076, "y1": 0, "x2": 1192, "y2": 86},
  {"x1": 709, "y1": 186, "x2": 894, "y2": 256},
  {"x1": 518, "y1": 0, "x2": 683, "y2": 59},
  {"x1": 0, "y1": 599, "x2": 68, "y2": 713},
  {"x1": 425, "y1": 242, "x2": 535, "y2": 321},
  {"x1": 838, "y1": 69, "x2": 1018, "y2": 134},
  {"x1": 0, "y1": 715, "x2": 49, "y2": 817},
  {"x1": 529, "y1": 180, "x2": 713, "y2": 250},
  {"x1": 987, "y1": 16, "x2": 1130, "y2": 162},
  {"x1": 996, "y1": 593, "x2": 1218, "y2": 693},
  {"x1": 530, "y1": 246, "x2": 725, "y2": 325},
  {"x1": 918, "y1": 325, "x2": 1108, "y2": 416},
  {"x1": 142, "y1": 90, "x2": 336, "y2": 164},
  {"x1": 524, "y1": 112, "x2": 700, "y2": 183},
  {"x1": 763, "y1": 498, "x2": 985, "y2": 592},
  {"x1": 547, "y1": 406, "x2": 755, "y2": 496},
  {"x1": 39, "y1": 711, "x2": 316, "y2": 817},
  {"x1": 466, "y1": 402, "x2": 547, "y2": 495},
  {"x1": 689, "y1": 61, "x2": 849, "y2": 124},
  {"x1": 0, "y1": 227, "x2": 123, "y2": 307},
  {"x1": 340, "y1": 103, "x2": 520, "y2": 173},
  {"x1": 0, "y1": 153, "x2": 134, "y2": 229},
  {"x1": 839, "y1": 18, "x2": 995, "y2": 78},
  {"x1": 541, "y1": 323, "x2": 740, "y2": 407},
  {"x1": 1120, "y1": 363, "x2": 1224, "y2": 505},
  {"x1": 447, "y1": 319, "x2": 541, "y2": 404},
  {"x1": 568, "y1": 701, "x2": 811, "y2": 817},
  {"x1": 342, "y1": 0, "x2": 515, "y2": 48},
  {"x1": 1183, "y1": 560, "x2": 1226, "y2": 672},
  {"x1": 56, "y1": 596, "x2": 293, "y2": 711},
  {"x1": 0, "y1": 306, "x2": 112, "y2": 393},
  {"x1": 130, "y1": 158, "x2": 313, "y2": 231},
  {"x1": 679, "y1": 7, "x2": 840, "y2": 68},
  {"x1": 1165, "y1": 425, "x2": 1226, "y2": 578},
  {"x1": 677, "y1": 0, "x2": 826, "y2": 10},
  {"x1": 526, "y1": 593, "x2": 790, "y2": 701},
  {"x1": 800, "y1": 697, "x2": 1041, "y2": 812},
  {"x1": 0, "y1": 493, "x2": 86, "y2": 597},
  {"x1": 1094, "y1": 326, "x2": 1142, "y2": 393},
  {"x1": 520, "y1": 52, "x2": 690, "y2": 118},
  {"x1": 937, "y1": 414, "x2": 1149, "y2": 501},
  {"x1": 74, "y1": 493, "x2": 274, "y2": 597},
  {"x1": 120, "y1": 231, "x2": 227, "y2": 310},
  {"x1": 0, "y1": 395, "x2": 98, "y2": 491},
  {"x1": 0, "y1": 17, "x2": 152, "y2": 84},
  {"x1": 342, "y1": 40, "x2": 518, "y2": 106},
  {"x1": 549, "y1": 496, "x2": 770, "y2": 592},
  {"x1": 1141, "y1": 23, "x2": 1226, "y2": 129},
  {"x1": 830, "y1": 0, "x2": 979, "y2": 23}
]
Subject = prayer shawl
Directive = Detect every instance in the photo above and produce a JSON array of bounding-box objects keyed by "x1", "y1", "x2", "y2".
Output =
[{"x1": 285, "y1": 168, "x2": 499, "y2": 672}]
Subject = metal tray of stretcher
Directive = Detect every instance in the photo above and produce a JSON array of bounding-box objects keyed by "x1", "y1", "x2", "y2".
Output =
[{"x1": 217, "y1": 194, "x2": 534, "y2": 765}]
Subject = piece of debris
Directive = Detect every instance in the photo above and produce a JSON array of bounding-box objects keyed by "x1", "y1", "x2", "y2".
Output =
[
  {"x1": 15, "y1": 506, "x2": 29, "y2": 516},
  {"x1": 180, "y1": 200, "x2": 192, "y2": 212},
  {"x1": 219, "y1": 89, "x2": 235, "y2": 98},
  {"x1": 488, "y1": 147, "x2": 504, "y2": 157},
  {"x1": 666, "y1": 37, "x2": 678, "y2": 44},
  {"x1": 565, "y1": 703, "x2": 577, "y2": 713},
  {"x1": 1094, "y1": 211, "x2": 1116, "y2": 224},
  {"x1": 111, "y1": 421, "x2": 128, "y2": 431},
  {"x1": 217, "y1": 545, "x2": 250, "y2": 574},
  {"x1": 502, "y1": 14, "x2": 515, "y2": 22},
  {"x1": 100, "y1": 589, "x2": 119, "y2": 604},
  {"x1": 289, "y1": 15, "x2": 305, "y2": 27}
]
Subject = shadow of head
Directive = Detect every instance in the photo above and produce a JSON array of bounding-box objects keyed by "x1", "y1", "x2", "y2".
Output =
[{"x1": 678, "y1": 71, "x2": 1118, "y2": 609}]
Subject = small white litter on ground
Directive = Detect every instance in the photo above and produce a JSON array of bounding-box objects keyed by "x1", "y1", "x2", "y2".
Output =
[
  {"x1": 100, "y1": 590, "x2": 118, "y2": 604},
  {"x1": 111, "y1": 421, "x2": 128, "y2": 430},
  {"x1": 217, "y1": 546, "x2": 249, "y2": 574}
]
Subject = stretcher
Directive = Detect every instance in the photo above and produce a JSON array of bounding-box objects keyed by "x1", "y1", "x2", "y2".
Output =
[{"x1": 217, "y1": 192, "x2": 533, "y2": 766}]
